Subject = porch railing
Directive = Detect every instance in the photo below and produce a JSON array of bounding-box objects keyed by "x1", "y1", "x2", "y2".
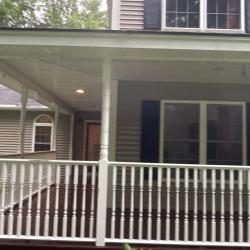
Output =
[
  {"x1": 106, "y1": 162, "x2": 250, "y2": 247},
  {"x1": 1, "y1": 159, "x2": 250, "y2": 247},
  {"x1": 0, "y1": 159, "x2": 98, "y2": 242}
]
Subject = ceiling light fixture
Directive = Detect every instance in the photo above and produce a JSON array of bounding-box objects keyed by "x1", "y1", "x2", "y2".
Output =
[{"x1": 76, "y1": 89, "x2": 85, "y2": 94}]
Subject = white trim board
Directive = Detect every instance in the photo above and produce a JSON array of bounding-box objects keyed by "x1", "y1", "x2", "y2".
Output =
[{"x1": 111, "y1": 0, "x2": 120, "y2": 30}]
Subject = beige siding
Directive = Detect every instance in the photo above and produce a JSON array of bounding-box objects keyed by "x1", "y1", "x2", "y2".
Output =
[
  {"x1": 0, "y1": 111, "x2": 71, "y2": 160},
  {"x1": 0, "y1": 111, "x2": 19, "y2": 154},
  {"x1": 120, "y1": 0, "x2": 144, "y2": 30},
  {"x1": 57, "y1": 113, "x2": 71, "y2": 160},
  {"x1": 116, "y1": 125, "x2": 140, "y2": 162},
  {"x1": 116, "y1": 81, "x2": 250, "y2": 162},
  {"x1": 115, "y1": 81, "x2": 250, "y2": 209},
  {"x1": 0, "y1": 111, "x2": 36, "y2": 154}
]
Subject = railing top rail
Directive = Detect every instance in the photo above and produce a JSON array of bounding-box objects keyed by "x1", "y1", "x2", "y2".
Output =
[
  {"x1": 108, "y1": 161, "x2": 250, "y2": 170},
  {"x1": 0, "y1": 158, "x2": 98, "y2": 165}
]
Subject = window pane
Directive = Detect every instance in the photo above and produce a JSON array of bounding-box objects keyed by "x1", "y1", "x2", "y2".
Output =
[
  {"x1": 166, "y1": 0, "x2": 176, "y2": 11},
  {"x1": 166, "y1": 0, "x2": 200, "y2": 28},
  {"x1": 207, "y1": 0, "x2": 217, "y2": 13},
  {"x1": 189, "y1": 13, "x2": 199, "y2": 27},
  {"x1": 177, "y1": 0, "x2": 188, "y2": 12},
  {"x1": 218, "y1": 0, "x2": 227, "y2": 13},
  {"x1": 207, "y1": 14, "x2": 217, "y2": 28},
  {"x1": 163, "y1": 103, "x2": 199, "y2": 164},
  {"x1": 228, "y1": 14, "x2": 240, "y2": 29},
  {"x1": 35, "y1": 143, "x2": 51, "y2": 152},
  {"x1": 36, "y1": 115, "x2": 53, "y2": 123},
  {"x1": 189, "y1": 0, "x2": 200, "y2": 12},
  {"x1": 164, "y1": 141, "x2": 199, "y2": 163},
  {"x1": 207, "y1": 104, "x2": 243, "y2": 165},
  {"x1": 177, "y1": 13, "x2": 188, "y2": 27},
  {"x1": 34, "y1": 126, "x2": 52, "y2": 151},
  {"x1": 35, "y1": 134, "x2": 51, "y2": 143},
  {"x1": 228, "y1": 0, "x2": 240, "y2": 13},
  {"x1": 36, "y1": 126, "x2": 51, "y2": 134},
  {"x1": 207, "y1": 143, "x2": 242, "y2": 165},
  {"x1": 166, "y1": 13, "x2": 177, "y2": 27},
  {"x1": 218, "y1": 14, "x2": 227, "y2": 28},
  {"x1": 207, "y1": 0, "x2": 240, "y2": 29}
]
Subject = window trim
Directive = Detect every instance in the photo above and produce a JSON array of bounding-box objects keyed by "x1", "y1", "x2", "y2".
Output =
[
  {"x1": 32, "y1": 114, "x2": 54, "y2": 152},
  {"x1": 159, "y1": 100, "x2": 247, "y2": 165},
  {"x1": 161, "y1": 0, "x2": 245, "y2": 33}
]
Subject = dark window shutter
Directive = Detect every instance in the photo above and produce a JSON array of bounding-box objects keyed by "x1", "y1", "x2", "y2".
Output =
[
  {"x1": 144, "y1": 0, "x2": 162, "y2": 30},
  {"x1": 247, "y1": 103, "x2": 250, "y2": 165},
  {"x1": 246, "y1": 0, "x2": 250, "y2": 33},
  {"x1": 141, "y1": 100, "x2": 160, "y2": 163}
]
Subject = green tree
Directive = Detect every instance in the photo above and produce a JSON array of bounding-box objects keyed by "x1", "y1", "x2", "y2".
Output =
[
  {"x1": 0, "y1": 0, "x2": 38, "y2": 27},
  {"x1": 81, "y1": 0, "x2": 108, "y2": 29},
  {"x1": 0, "y1": 0, "x2": 108, "y2": 29}
]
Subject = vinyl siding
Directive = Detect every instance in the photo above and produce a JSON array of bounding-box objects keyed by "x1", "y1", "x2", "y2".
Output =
[
  {"x1": 116, "y1": 125, "x2": 140, "y2": 162},
  {"x1": 0, "y1": 111, "x2": 71, "y2": 160},
  {"x1": 0, "y1": 111, "x2": 19, "y2": 154},
  {"x1": 115, "y1": 81, "x2": 250, "y2": 209},
  {"x1": 120, "y1": 0, "x2": 144, "y2": 30},
  {"x1": 57, "y1": 113, "x2": 71, "y2": 160},
  {"x1": 116, "y1": 81, "x2": 250, "y2": 162}
]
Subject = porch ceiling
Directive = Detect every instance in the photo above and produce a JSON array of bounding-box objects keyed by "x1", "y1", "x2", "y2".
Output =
[
  {"x1": 1, "y1": 29, "x2": 250, "y2": 112},
  {"x1": 2, "y1": 57, "x2": 103, "y2": 112}
]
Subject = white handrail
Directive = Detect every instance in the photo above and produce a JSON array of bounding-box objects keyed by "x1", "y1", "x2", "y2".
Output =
[
  {"x1": 0, "y1": 158, "x2": 98, "y2": 165},
  {"x1": 108, "y1": 161, "x2": 250, "y2": 170}
]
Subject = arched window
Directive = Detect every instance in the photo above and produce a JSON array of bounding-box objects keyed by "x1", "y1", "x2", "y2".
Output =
[{"x1": 33, "y1": 114, "x2": 54, "y2": 152}]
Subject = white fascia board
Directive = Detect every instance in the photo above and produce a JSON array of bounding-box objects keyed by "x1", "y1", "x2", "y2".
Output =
[{"x1": 0, "y1": 30, "x2": 250, "y2": 53}]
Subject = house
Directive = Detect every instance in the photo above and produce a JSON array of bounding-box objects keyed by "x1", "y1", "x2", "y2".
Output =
[
  {"x1": 0, "y1": 84, "x2": 72, "y2": 160},
  {"x1": 0, "y1": 84, "x2": 101, "y2": 162},
  {"x1": 1, "y1": 0, "x2": 250, "y2": 249}
]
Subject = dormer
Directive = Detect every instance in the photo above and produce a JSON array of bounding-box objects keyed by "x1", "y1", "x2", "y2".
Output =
[{"x1": 108, "y1": 0, "x2": 250, "y2": 33}]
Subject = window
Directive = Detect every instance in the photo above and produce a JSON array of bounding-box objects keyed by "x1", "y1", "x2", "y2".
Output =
[
  {"x1": 162, "y1": 103, "x2": 200, "y2": 163},
  {"x1": 33, "y1": 115, "x2": 53, "y2": 152},
  {"x1": 207, "y1": 0, "x2": 240, "y2": 29},
  {"x1": 162, "y1": 0, "x2": 243, "y2": 31},
  {"x1": 160, "y1": 101, "x2": 246, "y2": 165},
  {"x1": 166, "y1": 0, "x2": 200, "y2": 28}
]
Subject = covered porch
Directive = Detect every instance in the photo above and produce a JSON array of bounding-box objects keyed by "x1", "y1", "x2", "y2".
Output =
[{"x1": 1, "y1": 29, "x2": 250, "y2": 248}]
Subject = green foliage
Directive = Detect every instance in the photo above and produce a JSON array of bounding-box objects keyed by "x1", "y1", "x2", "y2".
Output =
[
  {"x1": 0, "y1": 0, "x2": 107, "y2": 29},
  {"x1": 0, "y1": 0, "x2": 37, "y2": 27},
  {"x1": 122, "y1": 243, "x2": 137, "y2": 250}
]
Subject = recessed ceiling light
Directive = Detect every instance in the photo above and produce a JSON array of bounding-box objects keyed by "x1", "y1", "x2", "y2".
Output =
[{"x1": 76, "y1": 89, "x2": 84, "y2": 94}]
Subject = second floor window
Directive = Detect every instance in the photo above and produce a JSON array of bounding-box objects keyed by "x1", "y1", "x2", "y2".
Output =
[
  {"x1": 207, "y1": 0, "x2": 240, "y2": 29},
  {"x1": 163, "y1": 0, "x2": 242, "y2": 31},
  {"x1": 166, "y1": 0, "x2": 200, "y2": 28},
  {"x1": 33, "y1": 114, "x2": 53, "y2": 152}
]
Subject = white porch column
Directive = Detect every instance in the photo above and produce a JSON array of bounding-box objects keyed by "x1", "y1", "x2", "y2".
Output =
[
  {"x1": 18, "y1": 86, "x2": 28, "y2": 157},
  {"x1": 53, "y1": 106, "x2": 59, "y2": 152},
  {"x1": 96, "y1": 58, "x2": 111, "y2": 246},
  {"x1": 69, "y1": 113, "x2": 75, "y2": 160}
]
